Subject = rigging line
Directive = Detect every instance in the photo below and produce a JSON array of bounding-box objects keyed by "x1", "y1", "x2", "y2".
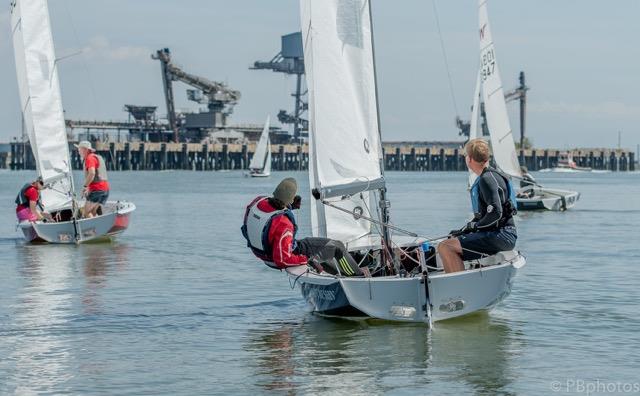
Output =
[
  {"x1": 62, "y1": 0, "x2": 101, "y2": 117},
  {"x1": 321, "y1": 199, "x2": 418, "y2": 238},
  {"x1": 431, "y1": 0, "x2": 459, "y2": 117}
]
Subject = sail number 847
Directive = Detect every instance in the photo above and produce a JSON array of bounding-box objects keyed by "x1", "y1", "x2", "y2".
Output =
[{"x1": 481, "y1": 48, "x2": 496, "y2": 81}]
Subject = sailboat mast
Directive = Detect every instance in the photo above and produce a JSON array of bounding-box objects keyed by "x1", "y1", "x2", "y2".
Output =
[{"x1": 367, "y1": 0, "x2": 395, "y2": 269}]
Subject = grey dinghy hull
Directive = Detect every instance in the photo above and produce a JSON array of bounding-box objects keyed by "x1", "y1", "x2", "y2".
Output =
[
  {"x1": 516, "y1": 187, "x2": 580, "y2": 211},
  {"x1": 287, "y1": 251, "x2": 525, "y2": 323},
  {"x1": 18, "y1": 201, "x2": 135, "y2": 244}
]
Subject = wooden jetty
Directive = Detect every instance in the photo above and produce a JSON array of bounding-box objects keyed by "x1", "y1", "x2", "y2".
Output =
[{"x1": 4, "y1": 141, "x2": 636, "y2": 172}]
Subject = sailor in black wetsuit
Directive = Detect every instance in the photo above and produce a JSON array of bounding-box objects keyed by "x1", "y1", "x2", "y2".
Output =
[{"x1": 438, "y1": 139, "x2": 517, "y2": 273}]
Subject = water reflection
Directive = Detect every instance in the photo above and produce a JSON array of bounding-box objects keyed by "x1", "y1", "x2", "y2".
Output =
[
  {"x1": 10, "y1": 244, "x2": 76, "y2": 394},
  {"x1": 80, "y1": 243, "x2": 130, "y2": 314},
  {"x1": 246, "y1": 313, "x2": 522, "y2": 394},
  {"x1": 6, "y1": 242, "x2": 131, "y2": 394}
]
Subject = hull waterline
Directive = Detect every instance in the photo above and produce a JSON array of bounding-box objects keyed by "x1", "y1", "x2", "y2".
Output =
[
  {"x1": 18, "y1": 201, "x2": 135, "y2": 244},
  {"x1": 287, "y1": 251, "x2": 525, "y2": 324},
  {"x1": 516, "y1": 187, "x2": 580, "y2": 211}
]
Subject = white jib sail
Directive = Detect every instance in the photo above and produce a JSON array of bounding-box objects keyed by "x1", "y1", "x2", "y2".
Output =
[
  {"x1": 11, "y1": 0, "x2": 74, "y2": 210},
  {"x1": 301, "y1": 0, "x2": 384, "y2": 243},
  {"x1": 478, "y1": 0, "x2": 522, "y2": 179},
  {"x1": 249, "y1": 115, "x2": 271, "y2": 173},
  {"x1": 468, "y1": 68, "x2": 482, "y2": 187}
]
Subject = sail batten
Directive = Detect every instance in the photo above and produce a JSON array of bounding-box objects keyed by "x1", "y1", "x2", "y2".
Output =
[
  {"x1": 301, "y1": 0, "x2": 383, "y2": 242},
  {"x1": 478, "y1": 0, "x2": 522, "y2": 179},
  {"x1": 11, "y1": 0, "x2": 73, "y2": 210}
]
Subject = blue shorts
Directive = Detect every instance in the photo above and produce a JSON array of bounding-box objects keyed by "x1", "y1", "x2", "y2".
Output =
[
  {"x1": 87, "y1": 190, "x2": 109, "y2": 205},
  {"x1": 458, "y1": 226, "x2": 517, "y2": 261}
]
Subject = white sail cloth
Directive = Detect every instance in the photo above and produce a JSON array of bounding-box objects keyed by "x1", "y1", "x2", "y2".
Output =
[
  {"x1": 468, "y1": 69, "x2": 482, "y2": 187},
  {"x1": 249, "y1": 115, "x2": 271, "y2": 173},
  {"x1": 301, "y1": 0, "x2": 384, "y2": 243},
  {"x1": 478, "y1": 0, "x2": 522, "y2": 179},
  {"x1": 11, "y1": 0, "x2": 73, "y2": 210}
]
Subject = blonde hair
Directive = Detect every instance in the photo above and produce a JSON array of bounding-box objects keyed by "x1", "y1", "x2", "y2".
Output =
[{"x1": 465, "y1": 138, "x2": 490, "y2": 163}]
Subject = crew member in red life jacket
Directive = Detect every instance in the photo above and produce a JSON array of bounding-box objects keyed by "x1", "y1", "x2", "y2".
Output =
[
  {"x1": 15, "y1": 177, "x2": 51, "y2": 222},
  {"x1": 242, "y1": 178, "x2": 363, "y2": 276},
  {"x1": 75, "y1": 141, "x2": 110, "y2": 218}
]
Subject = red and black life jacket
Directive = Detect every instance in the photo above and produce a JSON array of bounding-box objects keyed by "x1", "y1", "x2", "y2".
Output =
[{"x1": 241, "y1": 196, "x2": 298, "y2": 268}]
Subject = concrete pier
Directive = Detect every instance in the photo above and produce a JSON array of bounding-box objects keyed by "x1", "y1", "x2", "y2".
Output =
[{"x1": 4, "y1": 141, "x2": 636, "y2": 172}]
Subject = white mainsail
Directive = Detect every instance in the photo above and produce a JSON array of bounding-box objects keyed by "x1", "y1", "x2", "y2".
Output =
[
  {"x1": 468, "y1": 69, "x2": 482, "y2": 187},
  {"x1": 301, "y1": 0, "x2": 384, "y2": 243},
  {"x1": 478, "y1": 0, "x2": 522, "y2": 179},
  {"x1": 249, "y1": 115, "x2": 271, "y2": 174},
  {"x1": 11, "y1": 0, "x2": 74, "y2": 210}
]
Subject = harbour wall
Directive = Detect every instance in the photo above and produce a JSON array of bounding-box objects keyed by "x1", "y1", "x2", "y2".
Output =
[{"x1": 3, "y1": 141, "x2": 636, "y2": 172}]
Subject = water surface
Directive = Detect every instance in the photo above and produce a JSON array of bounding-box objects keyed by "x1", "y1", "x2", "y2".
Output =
[{"x1": 1, "y1": 170, "x2": 639, "y2": 395}]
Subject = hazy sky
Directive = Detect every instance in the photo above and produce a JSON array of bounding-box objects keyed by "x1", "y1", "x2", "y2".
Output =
[{"x1": 1, "y1": 0, "x2": 638, "y2": 149}]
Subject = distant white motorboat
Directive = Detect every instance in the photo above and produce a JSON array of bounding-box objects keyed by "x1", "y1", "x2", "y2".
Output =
[
  {"x1": 539, "y1": 152, "x2": 593, "y2": 173},
  {"x1": 11, "y1": 0, "x2": 135, "y2": 243},
  {"x1": 469, "y1": 1, "x2": 579, "y2": 211},
  {"x1": 286, "y1": 0, "x2": 525, "y2": 325},
  {"x1": 246, "y1": 116, "x2": 272, "y2": 178}
]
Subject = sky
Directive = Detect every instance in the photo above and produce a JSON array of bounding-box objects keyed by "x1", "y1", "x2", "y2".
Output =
[{"x1": 0, "y1": 0, "x2": 639, "y2": 150}]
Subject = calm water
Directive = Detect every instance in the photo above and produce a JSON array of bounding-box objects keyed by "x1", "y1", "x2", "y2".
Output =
[{"x1": 1, "y1": 170, "x2": 639, "y2": 395}]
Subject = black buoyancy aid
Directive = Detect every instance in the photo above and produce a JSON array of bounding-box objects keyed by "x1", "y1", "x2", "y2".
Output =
[
  {"x1": 15, "y1": 183, "x2": 42, "y2": 211},
  {"x1": 241, "y1": 196, "x2": 298, "y2": 266},
  {"x1": 470, "y1": 168, "x2": 517, "y2": 226}
]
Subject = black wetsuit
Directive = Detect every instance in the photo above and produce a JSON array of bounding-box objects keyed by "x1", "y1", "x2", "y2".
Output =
[
  {"x1": 294, "y1": 238, "x2": 362, "y2": 276},
  {"x1": 458, "y1": 167, "x2": 517, "y2": 260}
]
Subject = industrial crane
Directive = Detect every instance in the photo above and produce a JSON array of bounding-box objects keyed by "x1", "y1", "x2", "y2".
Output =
[
  {"x1": 152, "y1": 48, "x2": 241, "y2": 142},
  {"x1": 251, "y1": 32, "x2": 307, "y2": 140}
]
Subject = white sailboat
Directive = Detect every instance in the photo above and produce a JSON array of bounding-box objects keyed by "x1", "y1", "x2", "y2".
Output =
[
  {"x1": 247, "y1": 116, "x2": 272, "y2": 177},
  {"x1": 11, "y1": 0, "x2": 135, "y2": 243},
  {"x1": 475, "y1": 0, "x2": 580, "y2": 211},
  {"x1": 286, "y1": 0, "x2": 525, "y2": 324}
]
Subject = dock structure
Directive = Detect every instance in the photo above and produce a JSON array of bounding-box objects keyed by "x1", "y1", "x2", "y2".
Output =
[{"x1": 4, "y1": 141, "x2": 636, "y2": 172}]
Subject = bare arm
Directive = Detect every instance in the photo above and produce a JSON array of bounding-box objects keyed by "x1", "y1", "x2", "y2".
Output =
[
  {"x1": 84, "y1": 168, "x2": 96, "y2": 188},
  {"x1": 29, "y1": 200, "x2": 43, "y2": 220},
  {"x1": 83, "y1": 168, "x2": 96, "y2": 196}
]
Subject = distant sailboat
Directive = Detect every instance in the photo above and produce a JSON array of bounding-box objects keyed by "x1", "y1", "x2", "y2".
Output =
[
  {"x1": 247, "y1": 116, "x2": 271, "y2": 177},
  {"x1": 285, "y1": 0, "x2": 525, "y2": 324},
  {"x1": 11, "y1": 0, "x2": 135, "y2": 243},
  {"x1": 475, "y1": 0, "x2": 580, "y2": 211}
]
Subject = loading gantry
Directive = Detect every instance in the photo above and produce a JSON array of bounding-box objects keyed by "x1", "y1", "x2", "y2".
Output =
[{"x1": 152, "y1": 48, "x2": 241, "y2": 142}]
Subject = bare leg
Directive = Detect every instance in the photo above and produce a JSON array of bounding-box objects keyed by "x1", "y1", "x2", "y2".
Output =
[
  {"x1": 83, "y1": 202, "x2": 97, "y2": 218},
  {"x1": 437, "y1": 238, "x2": 465, "y2": 273},
  {"x1": 90, "y1": 204, "x2": 102, "y2": 217}
]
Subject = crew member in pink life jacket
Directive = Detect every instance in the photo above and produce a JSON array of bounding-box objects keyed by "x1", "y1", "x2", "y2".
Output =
[
  {"x1": 15, "y1": 177, "x2": 51, "y2": 222},
  {"x1": 242, "y1": 178, "x2": 363, "y2": 276}
]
